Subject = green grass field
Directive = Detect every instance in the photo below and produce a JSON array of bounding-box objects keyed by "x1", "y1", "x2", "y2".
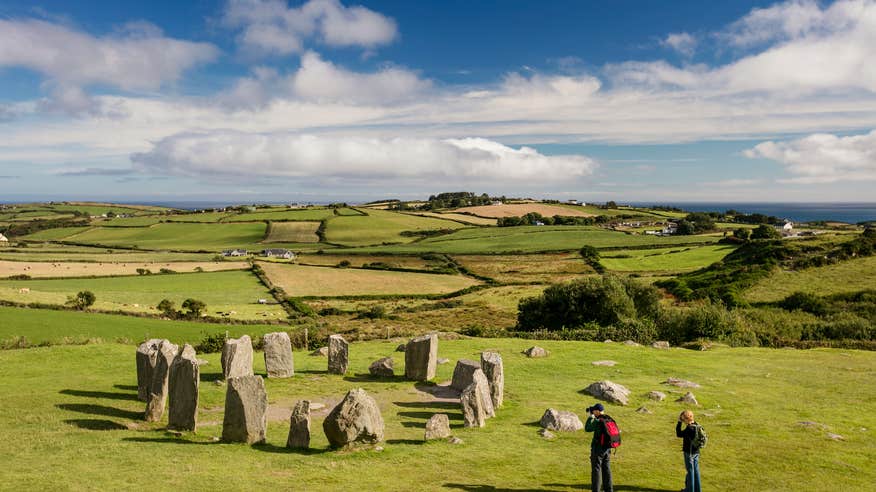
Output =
[
  {"x1": 21, "y1": 226, "x2": 93, "y2": 241},
  {"x1": 0, "y1": 270, "x2": 285, "y2": 320},
  {"x1": 41, "y1": 223, "x2": 269, "y2": 251},
  {"x1": 600, "y1": 245, "x2": 737, "y2": 273},
  {"x1": 265, "y1": 221, "x2": 321, "y2": 243},
  {"x1": 93, "y1": 216, "x2": 164, "y2": 227},
  {"x1": 259, "y1": 262, "x2": 480, "y2": 297},
  {"x1": 744, "y1": 256, "x2": 876, "y2": 302},
  {"x1": 351, "y1": 226, "x2": 720, "y2": 254},
  {"x1": 0, "y1": 336, "x2": 872, "y2": 490},
  {"x1": 325, "y1": 209, "x2": 468, "y2": 246},
  {"x1": 225, "y1": 208, "x2": 344, "y2": 222},
  {"x1": 164, "y1": 212, "x2": 233, "y2": 222}
]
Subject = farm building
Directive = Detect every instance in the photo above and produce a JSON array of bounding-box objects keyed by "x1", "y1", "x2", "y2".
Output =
[
  {"x1": 222, "y1": 249, "x2": 248, "y2": 257},
  {"x1": 262, "y1": 248, "x2": 295, "y2": 259},
  {"x1": 0, "y1": 233, "x2": 8, "y2": 242}
]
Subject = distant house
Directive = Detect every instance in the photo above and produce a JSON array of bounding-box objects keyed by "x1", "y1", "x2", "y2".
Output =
[
  {"x1": 263, "y1": 248, "x2": 295, "y2": 259},
  {"x1": 491, "y1": 200, "x2": 503, "y2": 206},
  {"x1": 781, "y1": 221, "x2": 796, "y2": 237},
  {"x1": 567, "y1": 199, "x2": 581, "y2": 205},
  {"x1": 222, "y1": 249, "x2": 248, "y2": 257},
  {"x1": 0, "y1": 233, "x2": 8, "y2": 242},
  {"x1": 660, "y1": 223, "x2": 678, "y2": 235}
]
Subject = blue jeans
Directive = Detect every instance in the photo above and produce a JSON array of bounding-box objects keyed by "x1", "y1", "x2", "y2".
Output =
[
  {"x1": 590, "y1": 447, "x2": 612, "y2": 492},
  {"x1": 684, "y1": 451, "x2": 701, "y2": 492}
]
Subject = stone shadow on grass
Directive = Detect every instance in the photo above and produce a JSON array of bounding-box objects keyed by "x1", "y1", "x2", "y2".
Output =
[
  {"x1": 385, "y1": 439, "x2": 425, "y2": 445},
  {"x1": 443, "y1": 484, "x2": 549, "y2": 492},
  {"x1": 57, "y1": 403, "x2": 143, "y2": 420},
  {"x1": 343, "y1": 373, "x2": 407, "y2": 383},
  {"x1": 295, "y1": 369, "x2": 329, "y2": 375},
  {"x1": 393, "y1": 401, "x2": 459, "y2": 410},
  {"x1": 64, "y1": 419, "x2": 127, "y2": 431},
  {"x1": 199, "y1": 372, "x2": 225, "y2": 383},
  {"x1": 59, "y1": 389, "x2": 139, "y2": 401},
  {"x1": 113, "y1": 384, "x2": 138, "y2": 392},
  {"x1": 123, "y1": 437, "x2": 216, "y2": 445},
  {"x1": 545, "y1": 486, "x2": 674, "y2": 492},
  {"x1": 251, "y1": 443, "x2": 330, "y2": 455}
]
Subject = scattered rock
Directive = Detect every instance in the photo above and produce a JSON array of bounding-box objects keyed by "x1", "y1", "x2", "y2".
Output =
[
  {"x1": 827, "y1": 433, "x2": 845, "y2": 441},
  {"x1": 222, "y1": 375, "x2": 267, "y2": 444},
  {"x1": 524, "y1": 346, "x2": 548, "y2": 358},
  {"x1": 168, "y1": 344, "x2": 199, "y2": 431},
  {"x1": 636, "y1": 406, "x2": 652, "y2": 414},
  {"x1": 395, "y1": 344, "x2": 406, "y2": 352},
  {"x1": 221, "y1": 335, "x2": 254, "y2": 380},
  {"x1": 651, "y1": 341, "x2": 670, "y2": 349},
  {"x1": 676, "y1": 392, "x2": 699, "y2": 406},
  {"x1": 647, "y1": 391, "x2": 666, "y2": 402},
  {"x1": 437, "y1": 358, "x2": 450, "y2": 364},
  {"x1": 539, "y1": 408, "x2": 583, "y2": 432},
  {"x1": 480, "y1": 351, "x2": 504, "y2": 408},
  {"x1": 309, "y1": 402, "x2": 326, "y2": 411},
  {"x1": 538, "y1": 428, "x2": 556, "y2": 440},
  {"x1": 424, "y1": 413, "x2": 451, "y2": 441},
  {"x1": 136, "y1": 339, "x2": 163, "y2": 402},
  {"x1": 583, "y1": 380, "x2": 631, "y2": 406},
  {"x1": 591, "y1": 360, "x2": 616, "y2": 367},
  {"x1": 145, "y1": 340, "x2": 178, "y2": 422},
  {"x1": 286, "y1": 400, "x2": 311, "y2": 449},
  {"x1": 263, "y1": 332, "x2": 294, "y2": 378},
  {"x1": 623, "y1": 340, "x2": 640, "y2": 346},
  {"x1": 368, "y1": 357, "x2": 394, "y2": 377},
  {"x1": 327, "y1": 335, "x2": 349, "y2": 375},
  {"x1": 374, "y1": 446, "x2": 384, "y2": 452},
  {"x1": 448, "y1": 436, "x2": 464, "y2": 445},
  {"x1": 603, "y1": 339, "x2": 613, "y2": 343},
  {"x1": 405, "y1": 333, "x2": 438, "y2": 381},
  {"x1": 681, "y1": 340, "x2": 717, "y2": 351},
  {"x1": 213, "y1": 380, "x2": 224, "y2": 387},
  {"x1": 311, "y1": 347, "x2": 328, "y2": 357},
  {"x1": 664, "y1": 378, "x2": 701, "y2": 388},
  {"x1": 322, "y1": 388, "x2": 384, "y2": 448}
]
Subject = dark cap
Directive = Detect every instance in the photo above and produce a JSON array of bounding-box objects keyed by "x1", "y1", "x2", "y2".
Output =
[{"x1": 592, "y1": 403, "x2": 605, "y2": 411}]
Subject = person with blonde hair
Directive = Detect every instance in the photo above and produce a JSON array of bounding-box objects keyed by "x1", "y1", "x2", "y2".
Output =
[{"x1": 676, "y1": 410, "x2": 703, "y2": 492}]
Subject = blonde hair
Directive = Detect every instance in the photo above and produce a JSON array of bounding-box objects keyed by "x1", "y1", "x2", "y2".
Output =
[{"x1": 681, "y1": 410, "x2": 695, "y2": 422}]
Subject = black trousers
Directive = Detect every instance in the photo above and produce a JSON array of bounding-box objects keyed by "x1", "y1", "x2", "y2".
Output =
[{"x1": 590, "y1": 447, "x2": 613, "y2": 492}]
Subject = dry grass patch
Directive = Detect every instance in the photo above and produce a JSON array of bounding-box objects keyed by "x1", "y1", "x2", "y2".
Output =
[
  {"x1": 454, "y1": 203, "x2": 595, "y2": 218},
  {"x1": 405, "y1": 212, "x2": 497, "y2": 226},
  {"x1": 0, "y1": 260, "x2": 248, "y2": 278},
  {"x1": 298, "y1": 254, "x2": 436, "y2": 270},
  {"x1": 259, "y1": 262, "x2": 480, "y2": 296},
  {"x1": 455, "y1": 253, "x2": 593, "y2": 283},
  {"x1": 266, "y1": 222, "x2": 321, "y2": 243}
]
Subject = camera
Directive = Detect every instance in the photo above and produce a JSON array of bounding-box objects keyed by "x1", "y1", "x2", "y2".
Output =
[{"x1": 586, "y1": 406, "x2": 593, "y2": 413}]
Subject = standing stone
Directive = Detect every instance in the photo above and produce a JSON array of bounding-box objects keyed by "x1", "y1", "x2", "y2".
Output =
[
  {"x1": 221, "y1": 335, "x2": 254, "y2": 379},
  {"x1": 168, "y1": 344, "x2": 199, "y2": 431},
  {"x1": 327, "y1": 335, "x2": 349, "y2": 375},
  {"x1": 286, "y1": 400, "x2": 311, "y2": 449},
  {"x1": 322, "y1": 388, "x2": 384, "y2": 447},
  {"x1": 540, "y1": 408, "x2": 584, "y2": 431},
  {"x1": 145, "y1": 340, "x2": 178, "y2": 422},
  {"x1": 263, "y1": 332, "x2": 294, "y2": 378},
  {"x1": 424, "y1": 414, "x2": 451, "y2": 441},
  {"x1": 136, "y1": 338, "x2": 163, "y2": 402},
  {"x1": 583, "y1": 380, "x2": 632, "y2": 406},
  {"x1": 480, "y1": 351, "x2": 504, "y2": 408},
  {"x1": 460, "y1": 382, "x2": 487, "y2": 428},
  {"x1": 451, "y1": 359, "x2": 482, "y2": 391},
  {"x1": 369, "y1": 357, "x2": 394, "y2": 377},
  {"x1": 222, "y1": 375, "x2": 267, "y2": 444},
  {"x1": 405, "y1": 333, "x2": 438, "y2": 381}
]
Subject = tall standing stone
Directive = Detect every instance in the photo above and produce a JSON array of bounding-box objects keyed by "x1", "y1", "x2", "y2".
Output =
[
  {"x1": 222, "y1": 375, "x2": 267, "y2": 444},
  {"x1": 145, "y1": 340, "x2": 178, "y2": 422},
  {"x1": 405, "y1": 333, "x2": 438, "y2": 381},
  {"x1": 168, "y1": 344, "x2": 200, "y2": 431},
  {"x1": 480, "y1": 351, "x2": 504, "y2": 408},
  {"x1": 286, "y1": 400, "x2": 311, "y2": 449},
  {"x1": 136, "y1": 338, "x2": 163, "y2": 402},
  {"x1": 460, "y1": 382, "x2": 487, "y2": 428},
  {"x1": 451, "y1": 359, "x2": 481, "y2": 391},
  {"x1": 322, "y1": 388, "x2": 384, "y2": 448},
  {"x1": 327, "y1": 335, "x2": 349, "y2": 375},
  {"x1": 263, "y1": 332, "x2": 294, "y2": 378},
  {"x1": 424, "y1": 414, "x2": 451, "y2": 441},
  {"x1": 221, "y1": 335, "x2": 254, "y2": 380}
]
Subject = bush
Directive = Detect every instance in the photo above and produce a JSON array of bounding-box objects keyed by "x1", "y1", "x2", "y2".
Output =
[
  {"x1": 780, "y1": 292, "x2": 828, "y2": 316},
  {"x1": 195, "y1": 332, "x2": 227, "y2": 353},
  {"x1": 67, "y1": 291, "x2": 96, "y2": 310},
  {"x1": 318, "y1": 307, "x2": 344, "y2": 316},
  {"x1": 656, "y1": 301, "x2": 750, "y2": 346},
  {"x1": 181, "y1": 298, "x2": 206, "y2": 317},
  {"x1": 336, "y1": 260, "x2": 351, "y2": 268},
  {"x1": 356, "y1": 305, "x2": 387, "y2": 320}
]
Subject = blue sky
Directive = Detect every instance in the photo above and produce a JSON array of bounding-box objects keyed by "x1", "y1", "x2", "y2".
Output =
[{"x1": 1, "y1": 0, "x2": 875, "y2": 203}]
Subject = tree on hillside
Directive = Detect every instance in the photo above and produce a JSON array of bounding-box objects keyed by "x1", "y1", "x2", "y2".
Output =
[
  {"x1": 181, "y1": 299, "x2": 206, "y2": 318},
  {"x1": 157, "y1": 299, "x2": 177, "y2": 318},
  {"x1": 68, "y1": 291, "x2": 96, "y2": 310},
  {"x1": 733, "y1": 227, "x2": 751, "y2": 240},
  {"x1": 751, "y1": 224, "x2": 781, "y2": 240}
]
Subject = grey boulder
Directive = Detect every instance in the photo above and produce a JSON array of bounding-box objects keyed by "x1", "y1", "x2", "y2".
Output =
[
  {"x1": 222, "y1": 375, "x2": 267, "y2": 444},
  {"x1": 322, "y1": 388, "x2": 384, "y2": 448},
  {"x1": 676, "y1": 392, "x2": 699, "y2": 406},
  {"x1": 424, "y1": 413, "x2": 451, "y2": 441},
  {"x1": 369, "y1": 357, "x2": 394, "y2": 377},
  {"x1": 524, "y1": 346, "x2": 548, "y2": 358},
  {"x1": 539, "y1": 408, "x2": 584, "y2": 432},
  {"x1": 583, "y1": 380, "x2": 631, "y2": 406}
]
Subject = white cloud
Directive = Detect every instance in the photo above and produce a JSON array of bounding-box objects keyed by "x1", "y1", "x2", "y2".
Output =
[
  {"x1": 0, "y1": 19, "x2": 218, "y2": 91},
  {"x1": 745, "y1": 130, "x2": 876, "y2": 182},
  {"x1": 223, "y1": 0, "x2": 397, "y2": 56},
  {"x1": 662, "y1": 32, "x2": 697, "y2": 57},
  {"x1": 130, "y1": 132, "x2": 597, "y2": 182}
]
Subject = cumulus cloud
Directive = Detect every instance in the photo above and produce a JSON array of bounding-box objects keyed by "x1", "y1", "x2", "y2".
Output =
[
  {"x1": 745, "y1": 129, "x2": 876, "y2": 182},
  {"x1": 130, "y1": 132, "x2": 597, "y2": 182},
  {"x1": 661, "y1": 32, "x2": 697, "y2": 57},
  {"x1": 223, "y1": 0, "x2": 397, "y2": 56}
]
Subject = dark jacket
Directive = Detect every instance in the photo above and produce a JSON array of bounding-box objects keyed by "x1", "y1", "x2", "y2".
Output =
[
  {"x1": 676, "y1": 421, "x2": 699, "y2": 453},
  {"x1": 586, "y1": 415, "x2": 608, "y2": 449}
]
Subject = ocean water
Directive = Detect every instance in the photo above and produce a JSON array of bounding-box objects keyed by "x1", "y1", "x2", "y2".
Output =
[{"x1": 630, "y1": 202, "x2": 876, "y2": 224}]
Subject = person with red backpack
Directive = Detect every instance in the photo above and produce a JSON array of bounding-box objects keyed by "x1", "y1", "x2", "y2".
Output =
[{"x1": 585, "y1": 403, "x2": 620, "y2": 492}]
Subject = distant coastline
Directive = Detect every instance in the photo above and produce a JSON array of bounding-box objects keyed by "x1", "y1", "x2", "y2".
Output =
[{"x1": 628, "y1": 202, "x2": 876, "y2": 224}]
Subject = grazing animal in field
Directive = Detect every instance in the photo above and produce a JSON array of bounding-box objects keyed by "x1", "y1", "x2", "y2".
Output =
[{"x1": 19, "y1": 288, "x2": 30, "y2": 294}]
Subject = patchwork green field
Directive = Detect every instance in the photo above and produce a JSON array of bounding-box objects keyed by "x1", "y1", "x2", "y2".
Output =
[
  {"x1": 265, "y1": 221, "x2": 321, "y2": 243},
  {"x1": 165, "y1": 212, "x2": 233, "y2": 222},
  {"x1": 325, "y1": 209, "x2": 468, "y2": 246},
  {"x1": 33, "y1": 223, "x2": 270, "y2": 251},
  {"x1": 744, "y1": 255, "x2": 876, "y2": 302},
  {"x1": 0, "y1": 338, "x2": 872, "y2": 490},
  {"x1": 259, "y1": 262, "x2": 480, "y2": 297},
  {"x1": 92, "y1": 216, "x2": 164, "y2": 227},
  {"x1": 0, "y1": 260, "x2": 248, "y2": 278},
  {"x1": 351, "y1": 226, "x2": 720, "y2": 254},
  {"x1": 405, "y1": 212, "x2": 498, "y2": 226},
  {"x1": 0, "y1": 270, "x2": 285, "y2": 320},
  {"x1": 600, "y1": 245, "x2": 738, "y2": 273},
  {"x1": 455, "y1": 253, "x2": 593, "y2": 283},
  {"x1": 226, "y1": 208, "x2": 352, "y2": 222}
]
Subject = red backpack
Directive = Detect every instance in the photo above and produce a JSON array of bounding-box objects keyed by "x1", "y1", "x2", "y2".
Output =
[{"x1": 599, "y1": 415, "x2": 622, "y2": 448}]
